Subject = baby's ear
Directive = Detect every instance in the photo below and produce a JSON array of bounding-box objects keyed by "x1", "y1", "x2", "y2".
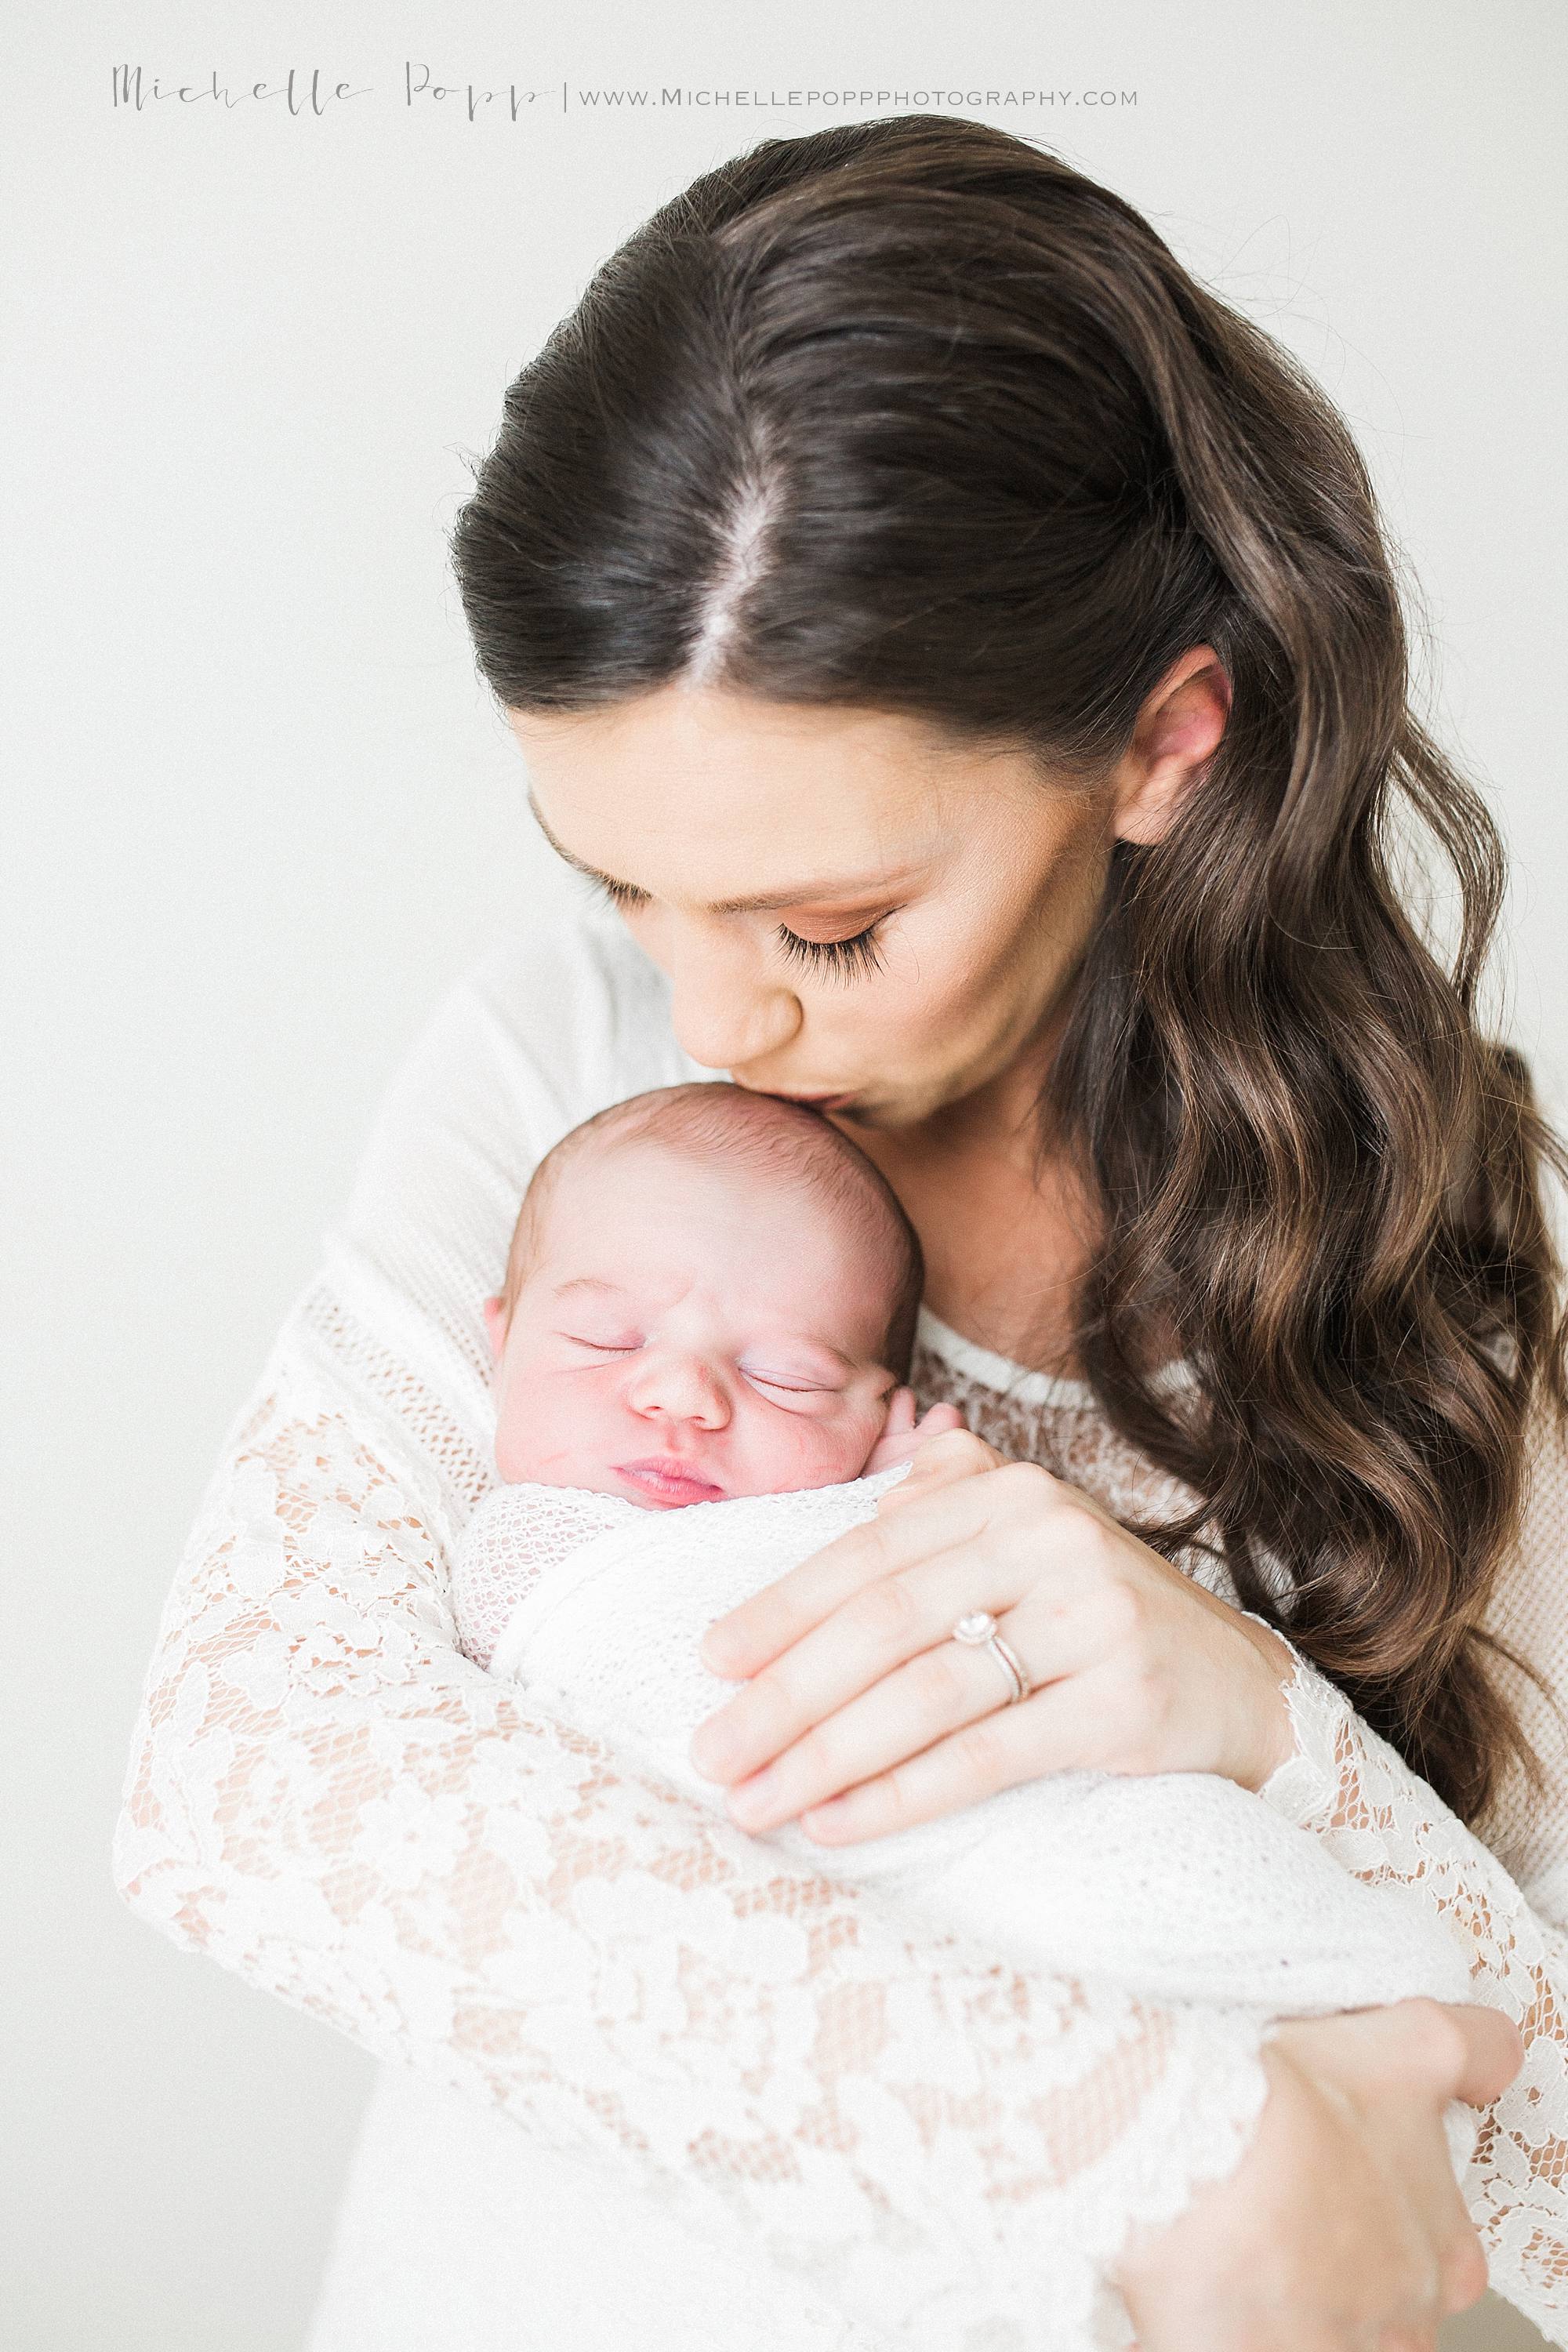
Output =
[{"x1": 482, "y1": 1294, "x2": 506, "y2": 1363}]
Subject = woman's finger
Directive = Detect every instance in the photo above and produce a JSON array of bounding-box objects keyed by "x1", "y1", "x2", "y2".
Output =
[
  {"x1": 691, "y1": 1532, "x2": 1024, "y2": 1790},
  {"x1": 1337, "y1": 1998, "x2": 1526, "y2": 2112},
  {"x1": 1249, "y1": 2003, "x2": 1506, "y2": 2344},
  {"x1": 794, "y1": 1671, "x2": 1106, "y2": 1842},
  {"x1": 1119, "y1": 2010, "x2": 1470, "y2": 2352},
  {"x1": 1440, "y1": 2002, "x2": 1526, "y2": 2107},
  {"x1": 722, "y1": 1611, "x2": 1095, "y2": 1834},
  {"x1": 699, "y1": 1454, "x2": 1062, "y2": 1680},
  {"x1": 691, "y1": 1475, "x2": 1071, "y2": 1784}
]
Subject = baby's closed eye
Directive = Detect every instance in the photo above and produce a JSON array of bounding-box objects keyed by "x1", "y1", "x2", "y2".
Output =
[{"x1": 746, "y1": 1377, "x2": 839, "y2": 1402}]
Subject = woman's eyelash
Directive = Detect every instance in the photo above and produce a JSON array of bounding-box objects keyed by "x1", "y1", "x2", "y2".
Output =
[
  {"x1": 775, "y1": 921, "x2": 888, "y2": 981},
  {"x1": 590, "y1": 877, "x2": 890, "y2": 983}
]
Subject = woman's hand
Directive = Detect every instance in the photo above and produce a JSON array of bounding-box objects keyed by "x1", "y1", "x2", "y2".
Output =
[
  {"x1": 689, "y1": 1427, "x2": 1300, "y2": 1840},
  {"x1": 1115, "y1": 1997, "x2": 1525, "y2": 2352}
]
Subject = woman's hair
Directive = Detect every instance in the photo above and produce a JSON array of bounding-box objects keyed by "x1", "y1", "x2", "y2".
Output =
[
  {"x1": 499, "y1": 1081, "x2": 925, "y2": 1381},
  {"x1": 450, "y1": 114, "x2": 1568, "y2": 1834}
]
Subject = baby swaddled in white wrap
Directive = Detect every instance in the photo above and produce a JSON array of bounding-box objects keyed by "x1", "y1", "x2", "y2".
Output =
[
  {"x1": 452, "y1": 1078, "x2": 1477, "y2": 2143},
  {"x1": 454, "y1": 1459, "x2": 1474, "y2": 2017}
]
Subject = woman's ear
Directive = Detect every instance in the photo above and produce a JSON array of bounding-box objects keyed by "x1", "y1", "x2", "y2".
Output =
[
  {"x1": 482, "y1": 1293, "x2": 507, "y2": 1363},
  {"x1": 1112, "y1": 645, "x2": 1232, "y2": 848}
]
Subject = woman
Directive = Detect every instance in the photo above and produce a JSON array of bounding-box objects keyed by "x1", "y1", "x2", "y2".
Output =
[{"x1": 115, "y1": 115, "x2": 1566, "y2": 2350}]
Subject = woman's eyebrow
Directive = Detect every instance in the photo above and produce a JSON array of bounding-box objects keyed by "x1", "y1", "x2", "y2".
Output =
[{"x1": 527, "y1": 793, "x2": 917, "y2": 916}]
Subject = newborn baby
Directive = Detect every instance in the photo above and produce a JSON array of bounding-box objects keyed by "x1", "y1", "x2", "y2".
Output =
[
  {"x1": 451, "y1": 1080, "x2": 961, "y2": 1670},
  {"x1": 447, "y1": 1079, "x2": 1475, "y2": 2062},
  {"x1": 485, "y1": 1079, "x2": 955, "y2": 1505}
]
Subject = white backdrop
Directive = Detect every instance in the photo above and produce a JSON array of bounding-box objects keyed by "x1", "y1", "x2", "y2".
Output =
[{"x1": 6, "y1": 2, "x2": 1563, "y2": 2346}]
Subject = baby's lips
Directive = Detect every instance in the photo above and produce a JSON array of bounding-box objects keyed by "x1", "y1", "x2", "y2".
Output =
[{"x1": 614, "y1": 1457, "x2": 728, "y2": 1504}]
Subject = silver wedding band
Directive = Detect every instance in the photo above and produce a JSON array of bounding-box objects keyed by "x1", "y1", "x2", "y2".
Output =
[{"x1": 950, "y1": 1609, "x2": 1031, "y2": 1705}]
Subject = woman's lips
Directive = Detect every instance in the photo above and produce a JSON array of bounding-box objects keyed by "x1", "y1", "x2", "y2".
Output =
[{"x1": 613, "y1": 1457, "x2": 727, "y2": 1507}]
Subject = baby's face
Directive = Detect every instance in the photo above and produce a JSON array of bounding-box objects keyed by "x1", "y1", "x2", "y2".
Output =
[{"x1": 485, "y1": 1140, "x2": 902, "y2": 1508}]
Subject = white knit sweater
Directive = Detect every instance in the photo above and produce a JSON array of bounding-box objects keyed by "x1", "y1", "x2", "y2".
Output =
[{"x1": 113, "y1": 901, "x2": 1568, "y2": 2351}]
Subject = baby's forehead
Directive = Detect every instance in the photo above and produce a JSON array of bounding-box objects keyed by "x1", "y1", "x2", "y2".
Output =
[
  {"x1": 557, "y1": 1130, "x2": 831, "y2": 1215},
  {"x1": 524, "y1": 1141, "x2": 895, "y2": 1311},
  {"x1": 539, "y1": 1141, "x2": 848, "y2": 1257}
]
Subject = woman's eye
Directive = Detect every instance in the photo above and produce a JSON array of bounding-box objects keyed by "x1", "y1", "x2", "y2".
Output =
[
  {"x1": 593, "y1": 877, "x2": 648, "y2": 915},
  {"x1": 591, "y1": 873, "x2": 893, "y2": 985},
  {"x1": 775, "y1": 917, "x2": 889, "y2": 982}
]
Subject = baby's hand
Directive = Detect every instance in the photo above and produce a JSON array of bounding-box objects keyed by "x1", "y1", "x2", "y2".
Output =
[{"x1": 861, "y1": 1387, "x2": 966, "y2": 1476}]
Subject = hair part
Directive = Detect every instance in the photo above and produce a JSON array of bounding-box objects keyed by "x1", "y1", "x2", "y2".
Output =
[
  {"x1": 500, "y1": 1081, "x2": 926, "y2": 1383},
  {"x1": 452, "y1": 113, "x2": 1568, "y2": 1834}
]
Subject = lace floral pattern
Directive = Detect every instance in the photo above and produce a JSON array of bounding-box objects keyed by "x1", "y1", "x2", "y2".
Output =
[
  {"x1": 1254, "y1": 1654, "x2": 1568, "y2": 2333},
  {"x1": 906, "y1": 1327, "x2": 1568, "y2": 2348},
  {"x1": 111, "y1": 914, "x2": 1568, "y2": 2348},
  {"x1": 445, "y1": 1466, "x2": 1475, "y2": 2018},
  {"x1": 115, "y1": 1297, "x2": 1283, "y2": 2352}
]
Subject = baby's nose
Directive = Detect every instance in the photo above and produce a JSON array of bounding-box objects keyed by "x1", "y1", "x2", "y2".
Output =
[{"x1": 626, "y1": 1350, "x2": 730, "y2": 1426}]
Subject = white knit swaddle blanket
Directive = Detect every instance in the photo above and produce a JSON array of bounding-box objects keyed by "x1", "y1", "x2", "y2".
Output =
[{"x1": 450, "y1": 1461, "x2": 1479, "y2": 2029}]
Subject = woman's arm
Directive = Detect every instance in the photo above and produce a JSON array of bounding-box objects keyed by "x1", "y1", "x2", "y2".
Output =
[
  {"x1": 113, "y1": 1280, "x2": 1279, "y2": 2352},
  {"x1": 1252, "y1": 1407, "x2": 1568, "y2": 2345},
  {"x1": 109, "y1": 921, "x2": 1516, "y2": 2349},
  {"x1": 113, "y1": 922, "x2": 1290, "y2": 2350},
  {"x1": 692, "y1": 1406, "x2": 1568, "y2": 2341}
]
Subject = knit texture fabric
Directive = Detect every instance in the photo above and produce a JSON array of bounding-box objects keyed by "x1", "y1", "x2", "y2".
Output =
[{"x1": 451, "y1": 1469, "x2": 1475, "y2": 2016}]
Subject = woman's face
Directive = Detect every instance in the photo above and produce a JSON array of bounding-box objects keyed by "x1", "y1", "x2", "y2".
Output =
[{"x1": 506, "y1": 664, "x2": 1224, "y2": 1135}]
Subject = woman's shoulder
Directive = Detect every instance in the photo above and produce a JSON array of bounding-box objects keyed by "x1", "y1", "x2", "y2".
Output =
[
  {"x1": 333, "y1": 894, "x2": 713, "y2": 1260},
  {"x1": 320, "y1": 899, "x2": 715, "y2": 1469},
  {"x1": 354, "y1": 895, "x2": 708, "y2": 1195}
]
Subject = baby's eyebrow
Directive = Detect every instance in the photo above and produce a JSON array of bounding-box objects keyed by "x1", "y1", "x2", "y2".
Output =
[{"x1": 552, "y1": 1276, "x2": 628, "y2": 1301}]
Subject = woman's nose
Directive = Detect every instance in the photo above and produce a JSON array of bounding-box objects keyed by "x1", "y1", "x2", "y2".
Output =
[
  {"x1": 624, "y1": 1350, "x2": 731, "y2": 1430},
  {"x1": 643, "y1": 921, "x2": 802, "y2": 1072}
]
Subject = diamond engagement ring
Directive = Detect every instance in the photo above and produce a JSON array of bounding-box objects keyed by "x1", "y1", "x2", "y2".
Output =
[{"x1": 950, "y1": 1610, "x2": 1031, "y2": 1704}]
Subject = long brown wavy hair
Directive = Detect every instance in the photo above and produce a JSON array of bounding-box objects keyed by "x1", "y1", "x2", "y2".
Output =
[{"x1": 449, "y1": 114, "x2": 1568, "y2": 1835}]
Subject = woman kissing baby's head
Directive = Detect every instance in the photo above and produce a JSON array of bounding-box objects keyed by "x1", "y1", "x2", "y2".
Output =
[{"x1": 482, "y1": 1082, "x2": 924, "y2": 1508}]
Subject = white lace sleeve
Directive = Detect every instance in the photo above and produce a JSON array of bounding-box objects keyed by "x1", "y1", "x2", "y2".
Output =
[
  {"x1": 114, "y1": 1286, "x2": 1281, "y2": 2352},
  {"x1": 1256, "y1": 1401, "x2": 1568, "y2": 2347},
  {"x1": 111, "y1": 920, "x2": 1281, "y2": 2352}
]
